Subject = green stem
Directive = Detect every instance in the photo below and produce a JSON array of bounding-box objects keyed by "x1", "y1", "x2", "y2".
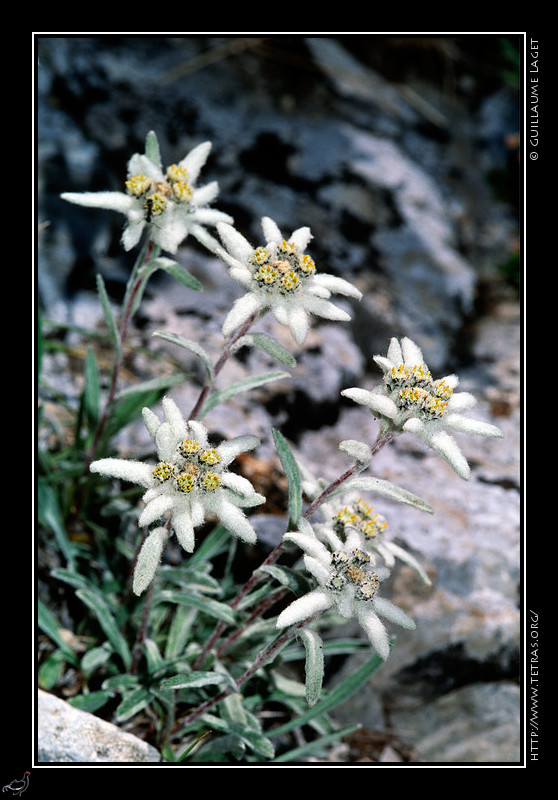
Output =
[{"x1": 85, "y1": 239, "x2": 155, "y2": 467}]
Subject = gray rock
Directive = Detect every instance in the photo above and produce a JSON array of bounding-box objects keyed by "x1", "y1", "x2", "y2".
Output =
[
  {"x1": 391, "y1": 682, "x2": 521, "y2": 763},
  {"x1": 38, "y1": 690, "x2": 161, "y2": 763}
]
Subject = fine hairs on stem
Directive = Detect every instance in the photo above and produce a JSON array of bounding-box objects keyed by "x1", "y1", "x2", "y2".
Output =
[{"x1": 51, "y1": 129, "x2": 503, "y2": 761}]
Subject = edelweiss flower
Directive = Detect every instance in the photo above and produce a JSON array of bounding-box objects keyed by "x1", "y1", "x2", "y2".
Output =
[
  {"x1": 342, "y1": 336, "x2": 503, "y2": 480},
  {"x1": 323, "y1": 497, "x2": 431, "y2": 585},
  {"x1": 216, "y1": 217, "x2": 362, "y2": 345},
  {"x1": 276, "y1": 523, "x2": 415, "y2": 660},
  {"x1": 90, "y1": 398, "x2": 265, "y2": 563},
  {"x1": 62, "y1": 133, "x2": 233, "y2": 253}
]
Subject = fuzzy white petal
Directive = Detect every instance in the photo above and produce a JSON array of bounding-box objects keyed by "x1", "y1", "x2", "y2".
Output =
[
  {"x1": 142, "y1": 406, "x2": 162, "y2": 441},
  {"x1": 220, "y1": 472, "x2": 260, "y2": 499},
  {"x1": 401, "y1": 337, "x2": 425, "y2": 367},
  {"x1": 217, "y1": 222, "x2": 254, "y2": 263},
  {"x1": 139, "y1": 493, "x2": 175, "y2": 527},
  {"x1": 284, "y1": 305, "x2": 310, "y2": 345},
  {"x1": 133, "y1": 527, "x2": 168, "y2": 595},
  {"x1": 276, "y1": 590, "x2": 332, "y2": 628},
  {"x1": 444, "y1": 414, "x2": 503, "y2": 438},
  {"x1": 312, "y1": 274, "x2": 362, "y2": 299},
  {"x1": 290, "y1": 226, "x2": 313, "y2": 251},
  {"x1": 162, "y1": 397, "x2": 188, "y2": 440},
  {"x1": 185, "y1": 420, "x2": 209, "y2": 447},
  {"x1": 261, "y1": 216, "x2": 283, "y2": 243},
  {"x1": 209, "y1": 495, "x2": 257, "y2": 543},
  {"x1": 172, "y1": 509, "x2": 196, "y2": 553},
  {"x1": 222, "y1": 293, "x2": 264, "y2": 337},
  {"x1": 342, "y1": 388, "x2": 398, "y2": 419},
  {"x1": 302, "y1": 294, "x2": 351, "y2": 322},
  {"x1": 446, "y1": 391, "x2": 477, "y2": 413},
  {"x1": 372, "y1": 596, "x2": 416, "y2": 630},
  {"x1": 127, "y1": 153, "x2": 164, "y2": 182},
  {"x1": 284, "y1": 531, "x2": 332, "y2": 563},
  {"x1": 217, "y1": 434, "x2": 260, "y2": 466},
  {"x1": 154, "y1": 422, "x2": 177, "y2": 462},
  {"x1": 90, "y1": 458, "x2": 153, "y2": 488},
  {"x1": 122, "y1": 221, "x2": 146, "y2": 251},
  {"x1": 355, "y1": 607, "x2": 390, "y2": 659},
  {"x1": 402, "y1": 417, "x2": 425, "y2": 434},
  {"x1": 430, "y1": 430, "x2": 470, "y2": 480},
  {"x1": 61, "y1": 191, "x2": 135, "y2": 214},
  {"x1": 386, "y1": 338, "x2": 403, "y2": 365},
  {"x1": 191, "y1": 181, "x2": 219, "y2": 206},
  {"x1": 373, "y1": 355, "x2": 395, "y2": 373},
  {"x1": 179, "y1": 141, "x2": 212, "y2": 183}
]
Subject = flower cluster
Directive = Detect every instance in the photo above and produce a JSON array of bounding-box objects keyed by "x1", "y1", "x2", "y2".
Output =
[
  {"x1": 62, "y1": 136, "x2": 233, "y2": 254},
  {"x1": 90, "y1": 398, "x2": 265, "y2": 581},
  {"x1": 326, "y1": 497, "x2": 431, "y2": 585},
  {"x1": 342, "y1": 336, "x2": 503, "y2": 480},
  {"x1": 216, "y1": 217, "x2": 362, "y2": 345},
  {"x1": 276, "y1": 522, "x2": 415, "y2": 660}
]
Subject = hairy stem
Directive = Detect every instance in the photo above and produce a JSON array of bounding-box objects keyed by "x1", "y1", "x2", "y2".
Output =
[
  {"x1": 181, "y1": 613, "x2": 319, "y2": 730},
  {"x1": 188, "y1": 310, "x2": 261, "y2": 422},
  {"x1": 86, "y1": 239, "x2": 154, "y2": 467}
]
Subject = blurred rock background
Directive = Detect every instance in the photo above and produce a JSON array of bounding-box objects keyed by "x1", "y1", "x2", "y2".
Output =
[{"x1": 37, "y1": 35, "x2": 521, "y2": 763}]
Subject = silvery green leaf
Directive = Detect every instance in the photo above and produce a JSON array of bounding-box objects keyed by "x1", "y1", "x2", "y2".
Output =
[
  {"x1": 116, "y1": 373, "x2": 191, "y2": 399},
  {"x1": 144, "y1": 129, "x2": 162, "y2": 169},
  {"x1": 96, "y1": 274, "x2": 121, "y2": 359},
  {"x1": 152, "y1": 329, "x2": 214, "y2": 382},
  {"x1": 300, "y1": 628, "x2": 324, "y2": 707},
  {"x1": 114, "y1": 686, "x2": 152, "y2": 722},
  {"x1": 333, "y1": 476, "x2": 433, "y2": 513},
  {"x1": 160, "y1": 672, "x2": 233, "y2": 690},
  {"x1": 201, "y1": 371, "x2": 289, "y2": 416},
  {"x1": 338, "y1": 439, "x2": 372, "y2": 466},
  {"x1": 149, "y1": 256, "x2": 203, "y2": 292},
  {"x1": 234, "y1": 332, "x2": 297, "y2": 368},
  {"x1": 272, "y1": 428, "x2": 302, "y2": 526},
  {"x1": 75, "y1": 588, "x2": 132, "y2": 670}
]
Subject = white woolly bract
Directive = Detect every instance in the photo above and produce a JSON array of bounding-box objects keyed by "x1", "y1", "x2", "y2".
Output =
[
  {"x1": 133, "y1": 527, "x2": 168, "y2": 595},
  {"x1": 90, "y1": 458, "x2": 153, "y2": 488},
  {"x1": 276, "y1": 590, "x2": 332, "y2": 628}
]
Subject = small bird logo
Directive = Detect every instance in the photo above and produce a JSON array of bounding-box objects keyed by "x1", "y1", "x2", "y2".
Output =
[{"x1": 2, "y1": 773, "x2": 30, "y2": 796}]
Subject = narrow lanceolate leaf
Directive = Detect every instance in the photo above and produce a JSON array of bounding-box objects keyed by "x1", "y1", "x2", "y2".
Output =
[
  {"x1": 156, "y1": 590, "x2": 237, "y2": 625},
  {"x1": 160, "y1": 672, "x2": 233, "y2": 691},
  {"x1": 332, "y1": 476, "x2": 433, "y2": 513},
  {"x1": 300, "y1": 628, "x2": 324, "y2": 707},
  {"x1": 150, "y1": 256, "x2": 203, "y2": 292},
  {"x1": 200, "y1": 371, "x2": 289, "y2": 416},
  {"x1": 37, "y1": 599, "x2": 78, "y2": 665},
  {"x1": 96, "y1": 274, "x2": 121, "y2": 359},
  {"x1": 144, "y1": 130, "x2": 162, "y2": 169},
  {"x1": 233, "y1": 332, "x2": 297, "y2": 368},
  {"x1": 114, "y1": 686, "x2": 153, "y2": 722},
  {"x1": 152, "y1": 330, "x2": 214, "y2": 382},
  {"x1": 75, "y1": 588, "x2": 132, "y2": 671},
  {"x1": 272, "y1": 428, "x2": 302, "y2": 527}
]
